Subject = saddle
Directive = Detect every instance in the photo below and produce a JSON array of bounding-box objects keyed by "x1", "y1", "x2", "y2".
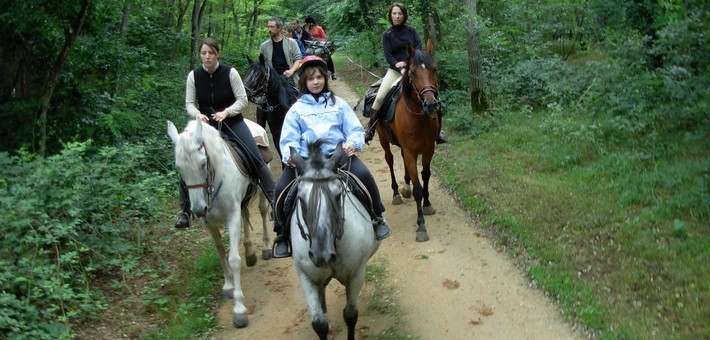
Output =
[
  {"x1": 223, "y1": 118, "x2": 273, "y2": 177},
  {"x1": 358, "y1": 78, "x2": 402, "y2": 146},
  {"x1": 274, "y1": 169, "x2": 376, "y2": 230}
]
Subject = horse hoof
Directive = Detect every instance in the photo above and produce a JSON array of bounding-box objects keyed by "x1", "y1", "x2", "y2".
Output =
[
  {"x1": 262, "y1": 249, "x2": 273, "y2": 260},
  {"x1": 232, "y1": 312, "x2": 249, "y2": 328},
  {"x1": 246, "y1": 253, "x2": 258, "y2": 267},
  {"x1": 423, "y1": 206, "x2": 436, "y2": 215},
  {"x1": 392, "y1": 195, "x2": 403, "y2": 205},
  {"x1": 222, "y1": 289, "x2": 234, "y2": 300},
  {"x1": 416, "y1": 231, "x2": 429, "y2": 242},
  {"x1": 400, "y1": 186, "x2": 412, "y2": 199}
]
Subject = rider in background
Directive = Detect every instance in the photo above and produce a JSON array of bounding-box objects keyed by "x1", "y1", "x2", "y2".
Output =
[
  {"x1": 304, "y1": 16, "x2": 337, "y2": 80},
  {"x1": 270, "y1": 55, "x2": 391, "y2": 258},
  {"x1": 259, "y1": 17, "x2": 302, "y2": 87},
  {"x1": 283, "y1": 26, "x2": 306, "y2": 57},
  {"x1": 363, "y1": 2, "x2": 446, "y2": 144},
  {"x1": 290, "y1": 17, "x2": 313, "y2": 46},
  {"x1": 177, "y1": 37, "x2": 276, "y2": 228}
]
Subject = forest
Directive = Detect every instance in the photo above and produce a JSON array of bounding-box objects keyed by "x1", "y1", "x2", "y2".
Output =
[{"x1": 0, "y1": 0, "x2": 707, "y2": 338}]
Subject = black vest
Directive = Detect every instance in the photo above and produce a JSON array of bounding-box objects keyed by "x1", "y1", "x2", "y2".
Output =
[{"x1": 194, "y1": 64, "x2": 237, "y2": 117}]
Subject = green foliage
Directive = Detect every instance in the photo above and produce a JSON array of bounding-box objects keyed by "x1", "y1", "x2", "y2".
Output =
[{"x1": 0, "y1": 141, "x2": 174, "y2": 338}]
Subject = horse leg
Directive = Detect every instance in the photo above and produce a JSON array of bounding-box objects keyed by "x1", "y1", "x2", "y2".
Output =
[
  {"x1": 400, "y1": 148, "x2": 412, "y2": 199},
  {"x1": 258, "y1": 191, "x2": 272, "y2": 260},
  {"x1": 267, "y1": 110, "x2": 285, "y2": 161},
  {"x1": 298, "y1": 274, "x2": 329, "y2": 340},
  {"x1": 205, "y1": 222, "x2": 235, "y2": 298},
  {"x1": 421, "y1": 150, "x2": 436, "y2": 216},
  {"x1": 241, "y1": 210, "x2": 257, "y2": 267},
  {"x1": 403, "y1": 151, "x2": 429, "y2": 242},
  {"x1": 343, "y1": 266, "x2": 366, "y2": 340},
  {"x1": 379, "y1": 138, "x2": 402, "y2": 205},
  {"x1": 226, "y1": 212, "x2": 249, "y2": 328}
]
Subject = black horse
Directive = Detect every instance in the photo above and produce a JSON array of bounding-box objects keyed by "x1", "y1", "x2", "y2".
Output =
[{"x1": 243, "y1": 54, "x2": 299, "y2": 162}]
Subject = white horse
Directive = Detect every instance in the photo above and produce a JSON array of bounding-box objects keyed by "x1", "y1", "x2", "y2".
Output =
[
  {"x1": 167, "y1": 119, "x2": 271, "y2": 328},
  {"x1": 288, "y1": 141, "x2": 381, "y2": 340}
]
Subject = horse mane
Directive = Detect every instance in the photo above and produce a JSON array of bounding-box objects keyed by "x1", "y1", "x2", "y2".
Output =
[
  {"x1": 271, "y1": 67, "x2": 298, "y2": 108},
  {"x1": 300, "y1": 139, "x2": 345, "y2": 240},
  {"x1": 403, "y1": 49, "x2": 437, "y2": 102}
]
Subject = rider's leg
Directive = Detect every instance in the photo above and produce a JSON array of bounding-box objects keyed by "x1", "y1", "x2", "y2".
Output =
[
  {"x1": 346, "y1": 156, "x2": 391, "y2": 240},
  {"x1": 365, "y1": 68, "x2": 401, "y2": 143},
  {"x1": 272, "y1": 165, "x2": 297, "y2": 258},
  {"x1": 175, "y1": 178, "x2": 191, "y2": 229},
  {"x1": 327, "y1": 57, "x2": 336, "y2": 80},
  {"x1": 221, "y1": 116, "x2": 275, "y2": 204}
]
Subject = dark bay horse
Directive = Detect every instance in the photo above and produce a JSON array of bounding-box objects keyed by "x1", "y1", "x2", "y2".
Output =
[
  {"x1": 375, "y1": 42, "x2": 441, "y2": 242},
  {"x1": 243, "y1": 54, "x2": 299, "y2": 161}
]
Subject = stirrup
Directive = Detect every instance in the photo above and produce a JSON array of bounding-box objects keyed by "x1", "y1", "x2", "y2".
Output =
[{"x1": 272, "y1": 235, "x2": 292, "y2": 258}]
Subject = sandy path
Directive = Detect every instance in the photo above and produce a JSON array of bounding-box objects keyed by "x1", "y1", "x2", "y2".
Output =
[{"x1": 208, "y1": 76, "x2": 579, "y2": 340}]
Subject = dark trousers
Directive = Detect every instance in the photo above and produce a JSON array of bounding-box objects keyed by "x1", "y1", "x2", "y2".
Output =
[
  {"x1": 210, "y1": 115, "x2": 266, "y2": 171},
  {"x1": 273, "y1": 153, "x2": 384, "y2": 234},
  {"x1": 326, "y1": 57, "x2": 335, "y2": 75}
]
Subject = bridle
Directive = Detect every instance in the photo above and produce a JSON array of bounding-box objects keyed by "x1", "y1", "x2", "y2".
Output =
[
  {"x1": 183, "y1": 141, "x2": 220, "y2": 213},
  {"x1": 405, "y1": 64, "x2": 441, "y2": 117},
  {"x1": 245, "y1": 64, "x2": 278, "y2": 112}
]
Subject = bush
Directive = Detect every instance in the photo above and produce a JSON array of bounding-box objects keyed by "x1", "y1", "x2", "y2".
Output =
[{"x1": 0, "y1": 140, "x2": 174, "y2": 338}]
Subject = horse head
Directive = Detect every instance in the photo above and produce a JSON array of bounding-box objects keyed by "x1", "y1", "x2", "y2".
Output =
[
  {"x1": 167, "y1": 120, "x2": 212, "y2": 217},
  {"x1": 405, "y1": 44, "x2": 441, "y2": 118},
  {"x1": 243, "y1": 55, "x2": 270, "y2": 105},
  {"x1": 290, "y1": 140, "x2": 346, "y2": 267}
]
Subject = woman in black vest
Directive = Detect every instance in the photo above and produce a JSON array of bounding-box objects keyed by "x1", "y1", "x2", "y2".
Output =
[{"x1": 174, "y1": 37, "x2": 275, "y2": 228}]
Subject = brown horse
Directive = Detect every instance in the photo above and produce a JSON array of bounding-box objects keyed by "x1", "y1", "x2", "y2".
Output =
[{"x1": 375, "y1": 41, "x2": 441, "y2": 242}]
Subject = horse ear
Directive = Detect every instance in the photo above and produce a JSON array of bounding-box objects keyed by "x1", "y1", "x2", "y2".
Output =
[
  {"x1": 167, "y1": 121, "x2": 179, "y2": 145},
  {"x1": 247, "y1": 56, "x2": 253, "y2": 64},
  {"x1": 290, "y1": 146, "x2": 305, "y2": 171},
  {"x1": 407, "y1": 43, "x2": 416, "y2": 58},
  {"x1": 193, "y1": 120, "x2": 203, "y2": 145},
  {"x1": 426, "y1": 38, "x2": 433, "y2": 55},
  {"x1": 328, "y1": 143, "x2": 344, "y2": 171},
  {"x1": 259, "y1": 53, "x2": 266, "y2": 65}
]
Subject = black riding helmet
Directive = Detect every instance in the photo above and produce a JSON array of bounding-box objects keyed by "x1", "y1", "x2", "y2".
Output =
[{"x1": 298, "y1": 55, "x2": 327, "y2": 77}]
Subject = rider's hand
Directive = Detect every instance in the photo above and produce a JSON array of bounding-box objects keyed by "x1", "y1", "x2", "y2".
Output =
[
  {"x1": 283, "y1": 69, "x2": 294, "y2": 78},
  {"x1": 343, "y1": 143, "x2": 355, "y2": 157},
  {"x1": 197, "y1": 114, "x2": 210, "y2": 122},
  {"x1": 212, "y1": 110, "x2": 228, "y2": 122}
]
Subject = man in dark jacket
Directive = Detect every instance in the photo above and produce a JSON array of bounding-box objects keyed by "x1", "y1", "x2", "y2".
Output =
[{"x1": 290, "y1": 18, "x2": 313, "y2": 45}]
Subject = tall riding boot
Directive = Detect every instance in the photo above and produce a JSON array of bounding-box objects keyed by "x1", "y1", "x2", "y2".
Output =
[
  {"x1": 256, "y1": 166, "x2": 276, "y2": 206},
  {"x1": 435, "y1": 111, "x2": 447, "y2": 144},
  {"x1": 364, "y1": 108, "x2": 379, "y2": 143},
  {"x1": 175, "y1": 180, "x2": 191, "y2": 229}
]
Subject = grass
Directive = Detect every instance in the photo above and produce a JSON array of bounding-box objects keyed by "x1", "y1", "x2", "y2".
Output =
[{"x1": 433, "y1": 107, "x2": 709, "y2": 338}]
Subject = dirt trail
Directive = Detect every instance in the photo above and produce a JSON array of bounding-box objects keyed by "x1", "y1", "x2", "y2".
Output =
[{"x1": 208, "y1": 77, "x2": 580, "y2": 340}]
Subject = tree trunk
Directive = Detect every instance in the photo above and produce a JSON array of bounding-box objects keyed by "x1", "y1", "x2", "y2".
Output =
[
  {"x1": 464, "y1": 0, "x2": 489, "y2": 112},
  {"x1": 37, "y1": 0, "x2": 91, "y2": 157},
  {"x1": 114, "y1": 0, "x2": 132, "y2": 95},
  {"x1": 190, "y1": 0, "x2": 200, "y2": 69}
]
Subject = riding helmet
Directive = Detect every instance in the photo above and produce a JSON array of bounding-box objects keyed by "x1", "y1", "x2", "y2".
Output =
[{"x1": 298, "y1": 55, "x2": 327, "y2": 76}]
